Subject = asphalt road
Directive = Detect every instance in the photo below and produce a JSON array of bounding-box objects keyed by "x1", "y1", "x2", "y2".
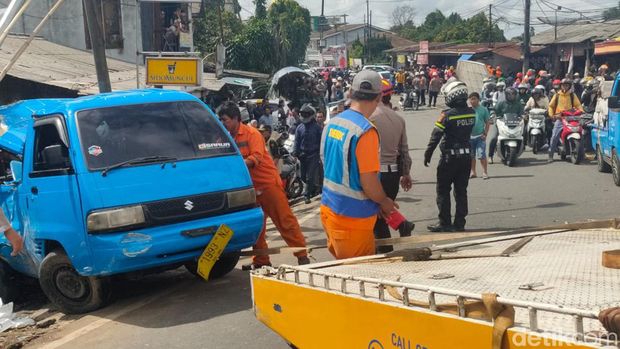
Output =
[{"x1": 23, "y1": 102, "x2": 619, "y2": 349}]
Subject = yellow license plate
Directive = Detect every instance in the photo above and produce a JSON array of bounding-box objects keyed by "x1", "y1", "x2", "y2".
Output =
[{"x1": 197, "y1": 224, "x2": 234, "y2": 280}]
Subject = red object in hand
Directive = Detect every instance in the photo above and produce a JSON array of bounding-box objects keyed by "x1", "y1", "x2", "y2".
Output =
[{"x1": 385, "y1": 209, "x2": 406, "y2": 230}]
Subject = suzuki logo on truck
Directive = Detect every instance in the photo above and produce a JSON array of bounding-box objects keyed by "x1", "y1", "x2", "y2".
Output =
[{"x1": 184, "y1": 200, "x2": 194, "y2": 211}]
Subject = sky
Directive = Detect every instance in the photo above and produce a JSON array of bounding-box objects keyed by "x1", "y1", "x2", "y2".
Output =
[{"x1": 237, "y1": 0, "x2": 620, "y2": 39}]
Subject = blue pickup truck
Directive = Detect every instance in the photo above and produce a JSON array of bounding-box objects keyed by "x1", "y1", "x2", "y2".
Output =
[
  {"x1": 592, "y1": 76, "x2": 620, "y2": 186},
  {"x1": 0, "y1": 90, "x2": 264, "y2": 313}
]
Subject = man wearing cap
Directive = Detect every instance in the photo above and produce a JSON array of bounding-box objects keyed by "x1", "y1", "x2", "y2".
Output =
[
  {"x1": 321, "y1": 71, "x2": 398, "y2": 259},
  {"x1": 217, "y1": 102, "x2": 310, "y2": 269},
  {"x1": 370, "y1": 80, "x2": 415, "y2": 253},
  {"x1": 294, "y1": 104, "x2": 323, "y2": 204},
  {"x1": 424, "y1": 80, "x2": 476, "y2": 232}
]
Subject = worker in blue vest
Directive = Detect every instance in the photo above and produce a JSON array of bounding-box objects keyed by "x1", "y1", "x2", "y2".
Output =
[{"x1": 320, "y1": 70, "x2": 398, "y2": 259}]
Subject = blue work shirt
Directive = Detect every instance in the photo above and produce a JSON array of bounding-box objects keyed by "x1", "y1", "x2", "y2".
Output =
[{"x1": 294, "y1": 120, "x2": 322, "y2": 156}]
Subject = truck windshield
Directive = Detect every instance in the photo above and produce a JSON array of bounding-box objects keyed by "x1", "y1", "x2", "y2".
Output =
[{"x1": 77, "y1": 101, "x2": 235, "y2": 170}]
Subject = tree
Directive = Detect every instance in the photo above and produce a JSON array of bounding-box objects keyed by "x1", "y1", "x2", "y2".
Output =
[
  {"x1": 268, "y1": 0, "x2": 311, "y2": 68},
  {"x1": 226, "y1": 0, "x2": 311, "y2": 73},
  {"x1": 603, "y1": 2, "x2": 620, "y2": 20},
  {"x1": 349, "y1": 39, "x2": 364, "y2": 59},
  {"x1": 391, "y1": 5, "x2": 416, "y2": 28},
  {"x1": 254, "y1": 0, "x2": 267, "y2": 19},
  {"x1": 194, "y1": 0, "x2": 243, "y2": 55}
]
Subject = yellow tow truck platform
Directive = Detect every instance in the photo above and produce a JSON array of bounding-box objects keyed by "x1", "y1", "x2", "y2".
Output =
[{"x1": 251, "y1": 226, "x2": 620, "y2": 349}]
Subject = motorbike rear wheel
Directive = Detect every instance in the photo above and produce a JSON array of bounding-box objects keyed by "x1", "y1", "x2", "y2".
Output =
[{"x1": 287, "y1": 177, "x2": 304, "y2": 199}]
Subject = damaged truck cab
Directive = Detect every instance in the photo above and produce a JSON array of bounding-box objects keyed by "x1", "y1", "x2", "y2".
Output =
[{"x1": 0, "y1": 90, "x2": 263, "y2": 313}]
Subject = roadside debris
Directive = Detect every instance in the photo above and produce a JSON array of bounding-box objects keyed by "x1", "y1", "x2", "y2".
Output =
[{"x1": 0, "y1": 300, "x2": 34, "y2": 333}]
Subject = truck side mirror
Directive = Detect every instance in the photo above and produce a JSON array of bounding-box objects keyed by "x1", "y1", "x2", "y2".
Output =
[
  {"x1": 608, "y1": 96, "x2": 620, "y2": 109},
  {"x1": 42, "y1": 145, "x2": 69, "y2": 169},
  {"x1": 9, "y1": 160, "x2": 22, "y2": 183}
]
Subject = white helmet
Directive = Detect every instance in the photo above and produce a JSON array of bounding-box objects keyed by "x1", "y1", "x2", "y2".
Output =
[
  {"x1": 497, "y1": 81, "x2": 506, "y2": 89},
  {"x1": 442, "y1": 80, "x2": 468, "y2": 108}
]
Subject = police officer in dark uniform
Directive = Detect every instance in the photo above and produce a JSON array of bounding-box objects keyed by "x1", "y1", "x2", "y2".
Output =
[{"x1": 424, "y1": 80, "x2": 476, "y2": 232}]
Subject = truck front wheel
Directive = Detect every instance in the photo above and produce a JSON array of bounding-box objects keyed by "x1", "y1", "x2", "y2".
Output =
[
  {"x1": 185, "y1": 252, "x2": 241, "y2": 281},
  {"x1": 613, "y1": 150, "x2": 620, "y2": 187},
  {"x1": 39, "y1": 251, "x2": 110, "y2": 314},
  {"x1": 0, "y1": 260, "x2": 17, "y2": 303}
]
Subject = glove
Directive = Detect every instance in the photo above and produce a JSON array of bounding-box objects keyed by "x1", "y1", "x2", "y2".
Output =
[{"x1": 424, "y1": 157, "x2": 431, "y2": 167}]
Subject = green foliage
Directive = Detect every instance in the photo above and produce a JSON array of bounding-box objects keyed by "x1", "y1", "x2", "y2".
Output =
[
  {"x1": 193, "y1": 4, "x2": 243, "y2": 55},
  {"x1": 393, "y1": 9, "x2": 506, "y2": 44},
  {"x1": 366, "y1": 37, "x2": 393, "y2": 63},
  {"x1": 224, "y1": 0, "x2": 311, "y2": 73},
  {"x1": 603, "y1": 1, "x2": 620, "y2": 20},
  {"x1": 349, "y1": 40, "x2": 364, "y2": 59}
]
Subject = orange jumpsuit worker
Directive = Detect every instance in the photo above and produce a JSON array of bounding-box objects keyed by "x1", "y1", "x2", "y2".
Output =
[
  {"x1": 217, "y1": 102, "x2": 310, "y2": 269},
  {"x1": 320, "y1": 70, "x2": 398, "y2": 259}
]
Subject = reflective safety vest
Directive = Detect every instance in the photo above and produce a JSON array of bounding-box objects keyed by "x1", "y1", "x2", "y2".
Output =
[{"x1": 320, "y1": 109, "x2": 379, "y2": 218}]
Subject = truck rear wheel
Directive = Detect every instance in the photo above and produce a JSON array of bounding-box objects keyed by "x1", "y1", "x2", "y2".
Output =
[
  {"x1": 39, "y1": 250, "x2": 110, "y2": 314},
  {"x1": 0, "y1": 260, "x2": 17, "y2": 303},
  {"x1": 597, "y1": 146, "x2": 612, "y2": 173},
  {"x1": 613, "y1": 150, "x2": 620, "y2": 187},
  {"x1": 185, "y1": 252, "x2": 240, "y2": 281}
]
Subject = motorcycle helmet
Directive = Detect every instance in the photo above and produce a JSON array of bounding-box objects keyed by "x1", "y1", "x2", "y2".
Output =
[
  {"x1": 496, "y1": 81, "x2": 506, "y2": 90},
  {"x1": 518, "y1": 83, "x2": 529, "y2": 92},
  {"x1": 300, "y1": 103, "x2": 316, "y2": 124},
  {"x1": 533, "y1": 85, "x2": 546, "y2": 95},
  {"x1": 552, "y1": 79, "x2": 561, "y2": 88},
  {"x1": 505, "y1": 87, "x2": 518, "y2": 102},
  {"x1": 560, "y1": 78, "x2": 572, "y2": 86},
  {"x1": 516, "y1": 72, "x2": 523, "y2": 79},
  {"x1": 381, "y1": 79, "x2": 394, "y2": 96},
  {"x1": 442, "y1": 80, "x2": 469, "y2": 108}
]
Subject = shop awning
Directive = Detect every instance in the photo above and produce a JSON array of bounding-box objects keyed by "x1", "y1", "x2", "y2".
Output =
[{"x1": 595, "y1": 40, "x2": 620, "y2": 55}]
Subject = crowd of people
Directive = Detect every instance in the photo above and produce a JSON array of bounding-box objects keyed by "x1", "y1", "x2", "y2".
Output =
[{"x1": 213, "y1": 61, "x2": 616, "y2": 267}]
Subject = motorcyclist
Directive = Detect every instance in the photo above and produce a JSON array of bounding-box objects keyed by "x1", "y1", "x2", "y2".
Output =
[
  {"x1": 481, "y1": 78, "x2": 496, "y2": 109},
  {"x1": 489, "y1": 87, "x2": 524, "y2": 161},
  {"x1": 492, "y1": 81, "x2": 506, "y2": 107},
  {"x1": 525, "y1": 85, "x2": 550, "y2": 112},
  {"x1": 550, "y1": 79, "x2": 561, "y2": 99},
  {"x1": 547, "y1": 78, "x2": 584, "y2": 163},
  {"x1": 573, "y1": 72, "x2": 583, "y2": 97},
  {"x1": 580, "y1": 79, "x2": 600, "y2": 113},
  {"x1": 517, "y1": 83, "x2": 531, "y2": 106}
]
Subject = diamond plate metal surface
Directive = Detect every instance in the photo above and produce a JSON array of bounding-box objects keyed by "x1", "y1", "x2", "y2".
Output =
[{"x1": 318, "y1": 229, "x2": 620, "y2": 335}]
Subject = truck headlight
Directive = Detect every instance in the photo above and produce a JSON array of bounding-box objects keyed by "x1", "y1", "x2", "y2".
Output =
[
  {"x1": 227, "y1": 188, "x2": 256, "y2": 209},
  {"x1": 87, "y1": 205, "x2": 145, "y2": 232}
]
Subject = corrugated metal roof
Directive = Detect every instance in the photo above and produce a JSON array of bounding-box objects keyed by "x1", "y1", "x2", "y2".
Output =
[
  {"x1": 0, "y1": 35, "x2": 225, "y2": 94},
  {"x1": 531, "y1": 20, "x2": 620, "y2": 45}
]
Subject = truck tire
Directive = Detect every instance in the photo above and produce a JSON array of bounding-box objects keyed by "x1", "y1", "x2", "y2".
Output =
[
  {"x1": 39, "y1": 250, "x2": 110, "y2": 314},
  {"x1": 0, "y1": 261, "x2": 17, "y2": 303},
  {"x1": 613, "y1": 150, "x2": 620, "y2": 187},
  {"x1": 185, "y1": 252, "x2": 241, "y2": 281},
  {"x1": 598, "y1": 146, "x2": 612, "y2": 173}
]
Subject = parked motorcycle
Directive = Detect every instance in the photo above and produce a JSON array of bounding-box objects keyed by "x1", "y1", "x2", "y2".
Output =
[
  {"x1": 399, "y1": 89, "x2": 418, "y2": 111},
  {"x1": 557, "y1": 109, "x2": 585, "y2": 164},
  {"x1": 274, "y1": 133, "x2": 304, "y2": 199},
  {"x1": 494, "y1": 113, "x2": 525, "y2": 167},
  {"x1": 527, "y1": 108, "x2": 547, "y2": 154}
]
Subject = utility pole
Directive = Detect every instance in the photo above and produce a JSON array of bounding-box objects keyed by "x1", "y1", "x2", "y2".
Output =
[
  {"x1": 523, "y1": 0, "x2": 531, "y2": 73},
  {"x1": 488, "y1": 4, "x2": 492, "y2": 47},
  {"x1": 216, "y1": 0, "x2": 224, "y2": 44},
  {"x1": 369, "y1": 10, "x2": 372, "y2": 62},
  {"x1": 366, "y1": 0, "x2": 369, "y2": 63},
  {"x1": 554, "y1": 6, "x2": 562, "y2": 41},
  {"x1": 83, "y1": 0, "x2": 111, "y2": 93}
]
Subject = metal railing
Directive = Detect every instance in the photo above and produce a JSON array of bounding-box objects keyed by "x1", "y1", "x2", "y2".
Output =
[{"x1": 258, "y1": 265, "x2": 619, "y2": 347}]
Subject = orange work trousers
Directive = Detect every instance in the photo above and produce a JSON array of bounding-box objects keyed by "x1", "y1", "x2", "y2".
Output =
[
  {"x1": 253, "y1": 184, "x2": 307, "y2": 265},
  {"x1": 320, "y1": 205, "x2": 377, "y2": 260}
]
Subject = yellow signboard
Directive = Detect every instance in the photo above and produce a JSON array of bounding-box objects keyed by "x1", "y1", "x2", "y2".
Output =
[{"x1": 146, "y1": 57, "x2": 202, "y2": 86}]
